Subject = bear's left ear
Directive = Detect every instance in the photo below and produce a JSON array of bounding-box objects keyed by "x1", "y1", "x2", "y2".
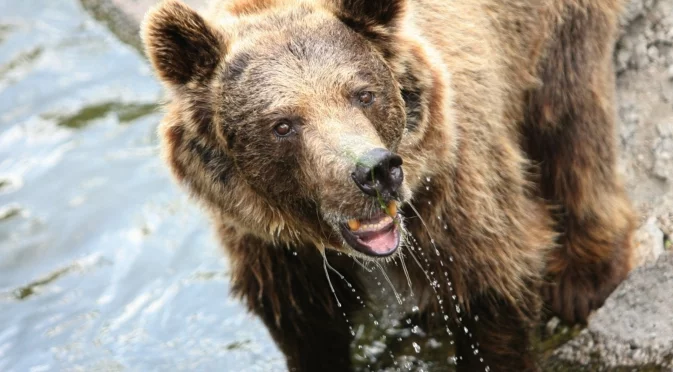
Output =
[
  {"x1": 141, "y1": 0, "x2": 226, "y2": 87},
  {"x1": 334, "y1": 0, "x2": 406, "y2": 30}
]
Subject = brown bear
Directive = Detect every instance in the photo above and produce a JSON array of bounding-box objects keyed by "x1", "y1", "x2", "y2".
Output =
[{"x1": 141, "y1": 0, "x2": 636, "y2": 370}]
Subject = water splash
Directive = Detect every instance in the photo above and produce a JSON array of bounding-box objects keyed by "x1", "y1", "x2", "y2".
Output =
[
  {"x1": 405, "y1": 200, "x2": 488, "y2": 368},
  {"x1": 398, "y1": 249, "x2": 414, "y2": 296},
  {"x1": 374, "y1": 262, "x2": 403, "y2": 305},
  {"x1": 320, "y1": 248, "x2": 341, "y2": 308}
]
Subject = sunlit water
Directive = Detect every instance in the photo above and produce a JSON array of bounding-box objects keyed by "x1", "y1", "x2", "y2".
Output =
[
  {"x1": 0, "y1": 1, "x2": 472, "y2": 371},
  {"x1": 0, "y1": 1, "x2": 283, "y2": 370}
]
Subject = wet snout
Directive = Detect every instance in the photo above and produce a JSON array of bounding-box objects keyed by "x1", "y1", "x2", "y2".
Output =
[{"x1": 351, "y1": 148, "x2": 404, "y2": 200}]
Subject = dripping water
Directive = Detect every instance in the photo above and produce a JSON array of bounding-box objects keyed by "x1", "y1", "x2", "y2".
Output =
[
  {"x1": 320, "y1": 248, "x2": 341, "y2": 309},
  {"x1": 374, "y1": 261, "x2": 403, "y2": 305},
  {"x1": 406, "y1": 198, "x2": 488, "y2": 370}
]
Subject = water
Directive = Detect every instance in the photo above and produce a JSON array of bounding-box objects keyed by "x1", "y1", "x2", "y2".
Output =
[{"x1": 0, "y1": 0, "x2": 283, "y2": 370}]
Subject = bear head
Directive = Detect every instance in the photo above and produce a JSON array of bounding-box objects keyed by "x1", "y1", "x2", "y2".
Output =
[{"x1": 142, "y1": 0, "x2": 438, "y2": 259}]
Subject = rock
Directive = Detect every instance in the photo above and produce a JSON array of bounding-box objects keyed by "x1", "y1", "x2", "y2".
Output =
[
  {"x1": 79, "y1": 0, "x2": 208, "y2": 50},
  {"x1": 659, "y1": 210, "x2": 673, "y2": 238},
  {"x1": 652, "y1": 194, "x2": 673, "y2": 238},
  {"x1": 632, "y1": 217, "x2": 665, "y2": 267},
  {"x1": 546, "y1": 317, "x2": 561, "y2": 338},
  {"x1": 546, "y1": 252, "x2": 673, "y2": 371},
  {"x1": 615, "y1": 0, "x2": 673, "y2": 264}
]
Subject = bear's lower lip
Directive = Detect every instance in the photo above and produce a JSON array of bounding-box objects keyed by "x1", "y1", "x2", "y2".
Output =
[{"x1": 339, "y1": 214, "x2": 400, "y2": 257}]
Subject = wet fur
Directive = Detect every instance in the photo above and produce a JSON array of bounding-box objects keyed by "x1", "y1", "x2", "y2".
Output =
[{"x1": 142, "y1": 0, "x2": 636, "y2": 371}]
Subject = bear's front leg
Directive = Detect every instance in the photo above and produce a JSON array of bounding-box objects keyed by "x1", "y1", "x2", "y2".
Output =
[
  {"x1": 451, "y1": 292, "x2": 539, "y2": 372},
  {"x1": 225, "y1": 233, "x2": 362, "y2": 372},
  {"x1": 523, "y1": 1, "x2": 637, "y2": 325}
]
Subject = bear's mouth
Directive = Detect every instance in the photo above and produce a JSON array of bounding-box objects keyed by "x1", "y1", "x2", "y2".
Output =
[{"x1": 339, "y1": 201, "x2": 401, "y2": 257}]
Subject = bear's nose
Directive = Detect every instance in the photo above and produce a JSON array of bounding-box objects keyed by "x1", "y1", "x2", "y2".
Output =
[{"x1": 351, "y1": 148, "x2": 404, "y2": 199}]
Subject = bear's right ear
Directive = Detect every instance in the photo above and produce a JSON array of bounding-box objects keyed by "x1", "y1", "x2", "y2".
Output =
[
  {"x1": 334, "y1": 0, "x2": 406, "y2": 30},
  {"x1": 141, "y1": 0, "x2": 226, "y2": 87}
]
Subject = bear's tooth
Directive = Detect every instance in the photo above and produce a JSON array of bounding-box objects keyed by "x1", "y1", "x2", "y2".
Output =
[
  {"x1": 386, "y1": 201, "x2": 397, "y2": 216},
  {"x1": 348, "y1": 219, "x2": 361, "y2": 231}
]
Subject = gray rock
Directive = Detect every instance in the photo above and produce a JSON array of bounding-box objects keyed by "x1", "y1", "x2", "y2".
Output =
[
  {"x1": 616, "y1": 0, "x2": 673, "y2": 234},
  {"x1": 79, "y1": 0, "x2": 208, "y2": 51},
  {"x1": 632, "y1": 217, "x2": 665, "y2": 267},
  {"x1": 547, "y1": 252, "x2": 673, "y2": 371}
]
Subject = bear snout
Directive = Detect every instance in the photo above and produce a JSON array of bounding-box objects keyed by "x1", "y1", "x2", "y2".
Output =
[{"x1": 350, "y1": 148, "x2": 404, "y2": 200}]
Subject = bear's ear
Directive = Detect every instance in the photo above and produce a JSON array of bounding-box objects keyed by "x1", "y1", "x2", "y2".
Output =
[
  {"x1": 141, "y1": 0, "x2": 226, "y2": 86},
  {"x1": 334, "y1": 0, "x2": 406, "y2": 29}
]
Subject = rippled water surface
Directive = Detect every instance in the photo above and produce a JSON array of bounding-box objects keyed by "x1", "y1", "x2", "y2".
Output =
[{"x1": 0, "y1": 1, "x2": 285, "y2": 370}]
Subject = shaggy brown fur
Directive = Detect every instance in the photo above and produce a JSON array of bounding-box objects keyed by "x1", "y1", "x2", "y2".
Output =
[{"x1": 142, "y1": 0, "x2": 636, "y2": 370}]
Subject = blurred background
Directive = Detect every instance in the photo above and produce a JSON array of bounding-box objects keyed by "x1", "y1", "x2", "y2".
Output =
[{"x1": 0, "y1": 0, "x2": 671, "y2": 371}]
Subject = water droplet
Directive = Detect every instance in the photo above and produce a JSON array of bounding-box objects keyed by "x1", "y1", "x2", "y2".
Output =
[
  {"x1": 444, "y1": 315, "x2": 449, "y2": 320},
  {"x1": 425, "y1": 186, "x2": 430, "y2": 190},
  {"x1": 485, "y1": 366, "x2": 491, "y2": 372},
  {"x1": 464, "y1": 326, "x2": 469, "y2": 334},
  {"x1": 412, "y1": 342, "x2": 421, "y2": 353},
  {"x1": 426, "y1": 177, "x2": 431, "y2": 182},
  {"x1": 474, "y1": 315, "x2": 479, "y2": 321},
  {"x1": 412, "y1": 306, "x2": 420, "y2": 312},
  {"x1": 455, "y1": 305, "x2": 461, "y2": 313},
  {"x1": 293, "y1": 251, "x2": 297, "y2": 256}
]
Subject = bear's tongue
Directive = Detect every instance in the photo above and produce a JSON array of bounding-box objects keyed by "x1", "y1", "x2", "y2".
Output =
[
  {"x1": 345, "y1": 202, "x2": 399, "y2": 256},
  {"x1": 356, "y1": 225, "x2": 398, "y2": 255}
]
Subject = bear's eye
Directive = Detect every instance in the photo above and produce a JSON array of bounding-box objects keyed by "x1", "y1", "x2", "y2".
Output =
[
  {"x1": 357, "y1": 91, "x2": 375, "y2": 107},
  {"x1": 273, "y1": 121, "x2": 293, "y2": 137}
]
